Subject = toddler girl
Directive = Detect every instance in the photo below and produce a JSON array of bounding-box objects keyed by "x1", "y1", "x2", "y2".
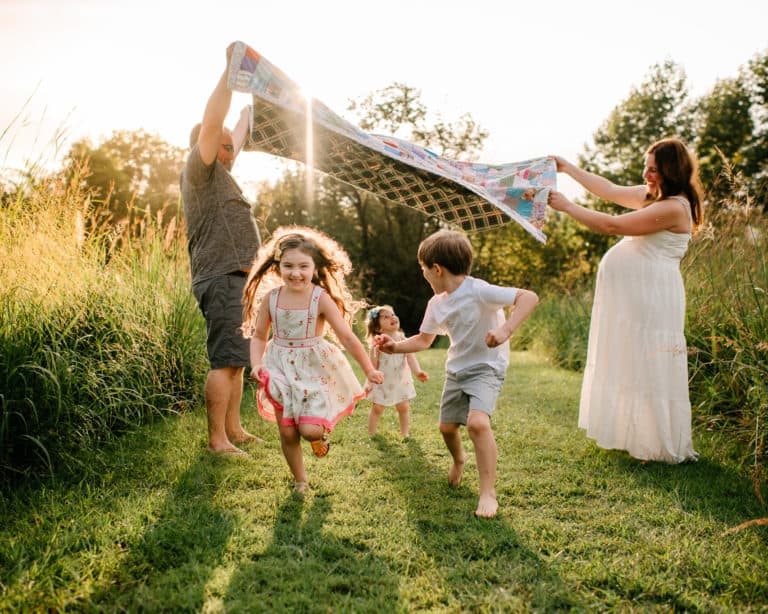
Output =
[{"x1": 366, "y1": 305, "x2": 428, "y2": 438}]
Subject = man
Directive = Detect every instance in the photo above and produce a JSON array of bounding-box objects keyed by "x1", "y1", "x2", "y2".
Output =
[{"x1": 180, "y1": 44, "x2": 261, "y2": 455}]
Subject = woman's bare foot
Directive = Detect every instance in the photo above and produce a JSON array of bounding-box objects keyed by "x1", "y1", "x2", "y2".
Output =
[
  {"x1": 448, "y1": 453, "x2": 468, "y2": 487},
  {"x1": 474, "y1": 494, "x2": 498, "y2": 518}
]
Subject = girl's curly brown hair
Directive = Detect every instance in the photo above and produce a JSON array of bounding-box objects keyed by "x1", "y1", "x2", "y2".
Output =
[{"x1": 241, "y1": 225, "x2": 365, "y2": 339}]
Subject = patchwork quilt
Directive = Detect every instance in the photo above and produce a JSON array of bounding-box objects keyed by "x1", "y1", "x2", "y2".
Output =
[{"x1": 227, "y1": 41, "x2": 555, "y2": 242}]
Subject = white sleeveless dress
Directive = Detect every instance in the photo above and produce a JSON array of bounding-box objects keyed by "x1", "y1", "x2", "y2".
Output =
[
  {"x1": 257, "y1": 285, "x2": 367, "y2": 432},
  {"x1": 368, "y1": 332, "x2": 417, "y2": 406},
  {"x1": 578, "y1": 196, "x2": 698, "y2": 463}
]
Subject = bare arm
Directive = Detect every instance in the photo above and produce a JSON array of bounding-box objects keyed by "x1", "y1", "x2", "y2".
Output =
[
  {"x1": 552, "y1": 155, "x2": 647, "y2": 210},
  {"x1": 320, "y1": 294, "x2": 384, "y2": 384},
  {"x1": 197, "y1": 45, "x2": 235, "y2": 166},
  {"x1": 369, "y1": 344, "x2": 380, "y2": 370},
  {"x1": 485, "y1": 289, "x2": 539, "y2": 348},
  {"x1": 549, "y1": 191, "x2": 690, "y2": 236},
  {"x1": 248, "y1": 299, "x2": 272, "y2": 379},
  {"x1": 231, "y1": 105, "x2": 251, "y2": 155},
  {"x1": 378, "y1": 331, "x2": 436, "y2": 355},
  {"x1": 406, "y1": 351, "x2": 429, "y2": 382}
]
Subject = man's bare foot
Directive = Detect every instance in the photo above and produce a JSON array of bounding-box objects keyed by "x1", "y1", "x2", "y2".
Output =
[
  {"x1": 474, "y1": 494, "x2": 498, "y2": 518},
  {"x1": 230, "y1": 430, "x2": 264, "y2": 445},
  {"x1": 206, "y1": 446, "x2": 248, "y2": 457},
  {"x1": 448, "y1": 453, "x2": 468, "y2": 487}
]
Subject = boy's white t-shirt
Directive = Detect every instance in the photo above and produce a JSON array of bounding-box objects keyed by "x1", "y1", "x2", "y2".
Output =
[{"x1": 419, "y1": 276, "x2": 518, "y2": 374}]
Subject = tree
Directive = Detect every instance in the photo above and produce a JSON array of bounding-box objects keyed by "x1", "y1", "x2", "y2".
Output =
[
  {"x1": 694, "y1": 76, "x2": 754, "y2": 207},
  {"x1": 741, "y1": 48, "x2": 768, "y2": 207},
  {"x1": 584, "y1": 60, "x2": 694, "y2": 184},
  {"x1": 61, "y1": 129, "x2": 186, "y2": 234},
  {"x1": 569, "y1": 60, "x2": 695, "y2": 273}
]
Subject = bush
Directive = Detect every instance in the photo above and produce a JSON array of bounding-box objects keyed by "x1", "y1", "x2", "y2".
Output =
[
  {"x1": 0, "y1": 171, "x2": 205, "y2": 487},
  {"x1": 684, "y1": 167, "x2": 767, "y2": 491}
]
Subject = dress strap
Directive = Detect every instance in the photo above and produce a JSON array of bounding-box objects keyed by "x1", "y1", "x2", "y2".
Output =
[
  {"x1": 669, "y1": 195, "x2": 692, "y2": 232},
  {"x1": 306, "y1": 285, "x2": 323, "y2": 337},
  {"x1": 268, "y1": 287, "x2": 281, "y2": 334}
]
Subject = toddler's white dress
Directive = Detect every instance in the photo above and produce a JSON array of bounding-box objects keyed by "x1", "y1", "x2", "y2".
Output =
[{"x1": 368, "y1": 332, "x2": 416, "y2": 406}]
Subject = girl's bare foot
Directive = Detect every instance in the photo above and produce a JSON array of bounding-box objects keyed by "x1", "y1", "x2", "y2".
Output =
[
  {"x1": 293, "y1": 481, "x2": 308, "y2": 495},
  {"x1": 474, "y1": 494, "x2": 498, "y2": 518},
  {"x1": 448, "y1": 453, "x2": 468, "y2": 487}
]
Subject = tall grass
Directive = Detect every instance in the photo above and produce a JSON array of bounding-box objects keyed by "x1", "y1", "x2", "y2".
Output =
[
  {"x1": 684, "y1": 162, "x2": 768, "y2": 496},
  {"x1": 511, "y1": 289, "x2": 592, "y2": 372},
  {"x1": 0, "y1": 166, "x2": 205, "y2": 487}
]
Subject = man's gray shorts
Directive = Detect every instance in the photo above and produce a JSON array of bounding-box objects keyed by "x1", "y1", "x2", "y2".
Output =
[
  {"x1": 193, "y1": 272, "x2": 250, "y2": 370},
  {"x1": 439, "y1": 364, "x2": 505, "y2": 425}
]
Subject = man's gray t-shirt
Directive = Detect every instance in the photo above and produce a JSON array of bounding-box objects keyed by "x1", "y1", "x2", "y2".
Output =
[{"x1": 180, "y1": 146, "x2": 260, "y2": 286}]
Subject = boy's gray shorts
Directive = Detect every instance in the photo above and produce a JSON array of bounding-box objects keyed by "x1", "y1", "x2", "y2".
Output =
[{"x1": 439, "y1": 364, "x2": 505, "y2": 425}]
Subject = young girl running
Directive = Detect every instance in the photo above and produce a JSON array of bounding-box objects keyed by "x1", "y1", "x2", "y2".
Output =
[
  {"x1": 242, "y1": 226, "x2": 383, "y2": 494},
  {"x1": 366, "y1": 305, "x2": 428, "y2": 438}
]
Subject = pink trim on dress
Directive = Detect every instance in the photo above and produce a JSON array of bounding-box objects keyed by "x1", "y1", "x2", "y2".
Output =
[{"x1": 256, "y1": 368, "x2": 367, "y2": 432}]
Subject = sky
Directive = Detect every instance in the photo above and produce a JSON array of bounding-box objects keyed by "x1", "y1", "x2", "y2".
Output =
[{"x1": 1, "y1": 0, "x2": 767, "y2": 200}]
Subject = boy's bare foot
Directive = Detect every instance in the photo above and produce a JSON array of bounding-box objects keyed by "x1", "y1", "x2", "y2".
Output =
[
  {"x1": 448, "y1": 453, "x2": 468, "y2": 487},
  {"x1": 474, "y1": 494, "x2": 498, "y2": 518}
]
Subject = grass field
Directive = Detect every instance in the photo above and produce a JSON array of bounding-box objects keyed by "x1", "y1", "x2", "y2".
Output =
[{"x1": 1, "y1": 349, "x2": 766, "y2": 613}]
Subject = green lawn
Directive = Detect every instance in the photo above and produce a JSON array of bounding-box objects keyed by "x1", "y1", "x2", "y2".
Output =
[{"x1": 1, "y1": 350, "x2": 766, "y2": 612}]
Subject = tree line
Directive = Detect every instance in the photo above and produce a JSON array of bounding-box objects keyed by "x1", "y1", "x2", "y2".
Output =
[{"x1": 4, "y1": 50, "x2": 766, "y2": 334}]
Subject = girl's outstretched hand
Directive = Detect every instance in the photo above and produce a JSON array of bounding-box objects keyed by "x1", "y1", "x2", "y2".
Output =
[
  {"x1": 251, "y1": 366, "x2": 269, "y2": 388},
  {"x1": 415, "y1": 370, "x2": 429, "y2": 383},
  {"x1": 366, "y1": 369, "x2": 385, "y2": 385}
]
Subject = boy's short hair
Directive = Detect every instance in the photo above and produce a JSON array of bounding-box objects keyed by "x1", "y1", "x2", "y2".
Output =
[{"x1": 417, "y1": 229, "x2": 473, "y2": 275}]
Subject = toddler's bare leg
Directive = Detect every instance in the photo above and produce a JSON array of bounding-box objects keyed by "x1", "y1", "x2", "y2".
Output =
[
  {"x1": 368, "y1": 403, "x2": 385, "y2": 435},
  {"x1": 395, "y1": 401, "x2": 411, "y2": 438}
]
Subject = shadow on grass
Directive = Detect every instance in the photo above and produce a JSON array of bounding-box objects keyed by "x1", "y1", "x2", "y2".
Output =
[
  {"x1": 88, "y1": 450, "x2": 238, "y2": 612},
  {"x1": 224, "y1": 491, "x2": 400, "y2": 611},
  {"x1": 368, "y1": 435, "x2": 581, "y2": 611},
  {"x1": 600, "y1": 448, "x2": 766, "y2": 525}
]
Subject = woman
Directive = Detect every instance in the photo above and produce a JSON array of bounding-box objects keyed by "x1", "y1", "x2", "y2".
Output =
[{"x1": 548, "y1": 138, "x2": 704, "y2": 463}]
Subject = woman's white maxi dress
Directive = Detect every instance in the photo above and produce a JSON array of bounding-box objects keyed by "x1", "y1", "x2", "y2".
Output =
[{"x1": 578, "y1": 197, "x2": 698, "y2": 463}]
